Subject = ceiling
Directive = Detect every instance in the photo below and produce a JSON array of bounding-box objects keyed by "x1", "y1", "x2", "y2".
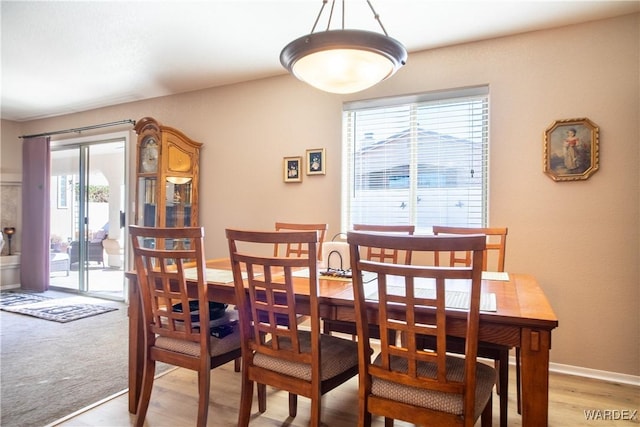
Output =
[{"x1": 2, "y1": 1, "x2": 638, "y2": 122}]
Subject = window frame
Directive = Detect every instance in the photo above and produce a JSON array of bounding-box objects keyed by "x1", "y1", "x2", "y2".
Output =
[{"x1": 341, "y1": 86, "x2": 490, "y2": 233}]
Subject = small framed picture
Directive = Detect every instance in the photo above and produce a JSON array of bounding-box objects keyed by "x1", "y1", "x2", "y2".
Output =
[
  {"x1": 283, "y1": 156, "x2": 302, "y2": 183},
  {"x1": 306, "y1": 148, "x2": 326, "y2": 175},
  {"x1": 543, "y1": 118, "x2": 599, "y2": 182}
]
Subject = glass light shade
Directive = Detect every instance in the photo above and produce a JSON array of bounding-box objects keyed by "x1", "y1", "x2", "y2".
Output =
[
  {"x1": 281, "y1": 30, "x2": 407, "y2": 94},
  {"x1": 166, "y1": 176, "x2": 192, "y2": 185}
]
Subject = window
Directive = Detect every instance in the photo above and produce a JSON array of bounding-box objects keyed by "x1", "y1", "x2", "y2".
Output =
[{"x1": 341, "y1": 86, "x2": 489, "y2": 233}]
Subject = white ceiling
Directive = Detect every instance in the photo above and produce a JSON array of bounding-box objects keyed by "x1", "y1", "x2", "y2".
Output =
[{"x1": 2, "y1": 1, "x2": 638, "y2": 122}]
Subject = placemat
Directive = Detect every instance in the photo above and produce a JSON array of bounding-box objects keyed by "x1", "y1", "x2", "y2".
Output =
[
  {"x1": 482, "y1": 271, "x2": 510, "y2": 281},
  {"x1": 184, "y1": 268, "x2": 248, "y2": 283},
  {"x1": 366, "y1": 286, "x2": 497, "y2": 312}
]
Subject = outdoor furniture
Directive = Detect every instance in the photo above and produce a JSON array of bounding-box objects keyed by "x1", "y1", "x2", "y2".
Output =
[
  {"x1": 68, "y1": 240, "x2": 104, "y2": 266},
  {"x1": 50, "y1": 252, "x2": 70, "y2": 276}
]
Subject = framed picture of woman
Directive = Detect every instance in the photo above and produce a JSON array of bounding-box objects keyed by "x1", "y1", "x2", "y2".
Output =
[
  {"x1": 283, "y1": 156, "x2": 302, "y2": 183},
  {"x1": 543, "y1": 118, "x2": 599, "y2": 181}
]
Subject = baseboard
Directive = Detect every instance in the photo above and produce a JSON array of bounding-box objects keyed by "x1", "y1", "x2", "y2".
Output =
[
  {"x1": 509, "y1": 356, "x2": 640, "y2": 386},
  {"x1": 45, "y1": 367, "x2": 179, "y2": 427},
  {"x1": 45, "y1": 388, "x2": 130, "y2": 427}
]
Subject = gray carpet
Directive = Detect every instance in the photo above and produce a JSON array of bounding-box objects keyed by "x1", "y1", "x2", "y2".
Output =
[{"x1": 0, "y1": 291, "x2": 132, "y2": 426}]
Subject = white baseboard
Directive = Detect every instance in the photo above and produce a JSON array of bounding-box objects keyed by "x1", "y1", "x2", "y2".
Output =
[{"x1": 509, "y1": 356, "x2": 640, "y2": 386}]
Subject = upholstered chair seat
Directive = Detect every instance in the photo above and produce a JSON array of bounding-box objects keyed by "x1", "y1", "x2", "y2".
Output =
[
  {"x1": 155, "y1": 327, "x2": 241, "y2": 357},
  {"x1": 371, "y1": 354, "x2": 496, "y2": 419},
  {"x1": 254, "y1": 331, "x2": 359, "y2": 381}
]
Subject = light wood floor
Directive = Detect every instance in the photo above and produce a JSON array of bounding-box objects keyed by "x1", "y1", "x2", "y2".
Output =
[{"x1": 51, "y1": 361, "x2": 639, "y2": 427}]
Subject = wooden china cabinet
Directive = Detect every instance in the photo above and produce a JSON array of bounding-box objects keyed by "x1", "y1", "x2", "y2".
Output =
[{"x1": 134, "y1": 117, "x2": 202, "y2": 247}]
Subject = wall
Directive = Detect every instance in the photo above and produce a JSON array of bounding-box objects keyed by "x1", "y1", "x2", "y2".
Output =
[
  {"x1": 1, "y1": 14, "x2": 638, "y2": 377},
  {"x1": 1, "y1": 120, "x2": 23, "y2": 255}
]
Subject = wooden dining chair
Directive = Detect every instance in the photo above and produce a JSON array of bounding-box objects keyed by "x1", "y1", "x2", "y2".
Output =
[
  {"x1": 430, "y1": 225, "x2": 514, "y2": 427},
  {"x1": 130, "y1": 226, "x2": 242, "y2": 427},
  {"x1": 348, "y1": 230, "x2": 495, "y2": 426},
  {"x1": 433, "y1": 226, "x2": 508, "y2": 272},
  {"x1": 226, "y1": 228, "x2": 360, "y2": 427},
  {"x1": 271, "y1": 222, "x2": 329, "y2": 408},
  {"x1": 322, "y1": 224, "x2": 415, "y2": 339},
  {"x1": 274, "y1": 222, "x2": 328, "y2": 262}
]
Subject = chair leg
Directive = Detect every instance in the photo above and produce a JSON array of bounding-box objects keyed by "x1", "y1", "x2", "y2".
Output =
[
  {"x1": 516, "y1": 347, "x2": 522, "y2": 415},
  {"x1": 322, "y1": 319, "x2": 332, "y2": 335},
  {"x1": 257, "y1": 383, "x2": 267, "y2": 413},
  {"x1": 360, "y1": 397, "x2": 372, "y2": 427},
  {"x1": 134, "y1": 358, "x2": 156, "y2": 427},
  {"x1": 480, "y1": 394, "x2": 493, "y2": 427},
  {"x1": 238, "y1": 376, "x2": 254, "y2": 427},
  {"x1": 289, "y1": 392, "x2": 298, "y2": 418},
  {"x1": 498, "y1": 349, "x2": 509, "y2": 427},
  {"x1": 234, "y1": 357, "x2": 241, "y2": 372},
  {"x1": 384, "y1": 417, "x2": 394, "y2": 427},
  {"x1": 309, "y1": 393, "x2": 320, "y2": 427},
  {"x1": 196, "y1": 369, "x2": 210, "y2": 427}
]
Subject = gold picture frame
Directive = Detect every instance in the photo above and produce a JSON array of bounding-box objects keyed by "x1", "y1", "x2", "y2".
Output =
[
  {"x1": 306, "y1": 148, "x2": 326, "y2": 175},
  {"x1": 283, "y1": 156, "x2": 302, "y2": 183},
  {"x1": 543, "y1": 118, "x2": 599, "y2": 181}
]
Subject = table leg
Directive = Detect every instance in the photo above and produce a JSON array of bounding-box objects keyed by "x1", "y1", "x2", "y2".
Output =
[
  {"x1": 520, "y1": 327, "x2": 551, "y2": 427},
  {"x1": 128, "y1": 277, "x2": 143, "y2": 414}
]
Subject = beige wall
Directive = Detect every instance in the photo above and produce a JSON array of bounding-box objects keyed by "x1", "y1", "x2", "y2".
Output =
[
  {"x1": 2, "y1": 14, "x2": 638, "y2": 377},
  {"x1": 1, "y1": 120, "x2": 24, "y2": 254}
]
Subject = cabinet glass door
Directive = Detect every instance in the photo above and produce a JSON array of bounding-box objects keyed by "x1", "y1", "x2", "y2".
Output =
[
  {"x1": 137, "y1": 176, "x2": 158, "y2": 227},
  {"x1": 165, "y1": 180, "x2": 192, "y2": 227}
]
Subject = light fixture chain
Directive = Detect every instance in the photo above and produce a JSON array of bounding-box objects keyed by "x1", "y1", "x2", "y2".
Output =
[
  {"x1": 310, "y1": 0, "x2": 329, "y2": 33},
  {"x1": 327, "y1": 0, "x2": 337, "y2": 31},
  {"x1": 367, "y1": 0, "x2": 389, "y2": 36}
]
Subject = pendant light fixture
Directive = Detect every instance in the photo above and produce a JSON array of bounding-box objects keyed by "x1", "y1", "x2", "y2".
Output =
[{"x1": 280, "y1": 0, "x2": 407, "y2": 94}]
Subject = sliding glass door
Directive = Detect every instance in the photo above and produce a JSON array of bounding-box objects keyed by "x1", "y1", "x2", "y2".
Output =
[{"x1": 49, "y1": 139, "x2": 126, "y2": 300}]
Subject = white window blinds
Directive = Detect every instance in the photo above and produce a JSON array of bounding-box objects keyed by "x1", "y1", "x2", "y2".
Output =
[{"x1": 341, "y1": 86, "x2": 489, "y2": 233}]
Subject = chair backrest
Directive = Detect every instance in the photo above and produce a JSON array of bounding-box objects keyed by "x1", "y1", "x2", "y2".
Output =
[
  {"x1": 274, "y1": 222, "x2": 327, "y2": 262},
  {"x1": 433, "y1": 225, "x2": 508, "y2": 272},
  {"x1": 130, "y1": 225, "x2": 211, "y2": 353},
  {"x1": 227, "y1": 228, "x2": 321, "y2": 368},
  {"x1": 353, "y1": 224, "x2": 415, "y2": 264},
  {"x1": 348, "y1": 230, "x2": 486, "y2": 421}
]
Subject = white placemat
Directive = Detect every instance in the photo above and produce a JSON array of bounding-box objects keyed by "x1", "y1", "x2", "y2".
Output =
[
  {"x1": 184, "y1": 268, "x2": 245, "y2": 283},
  {"x1": 292, "y1": 268, "x2": 310, "y2": 278},
  {"x1": 482, "y1": 271, "x2": 509, "y2": 281}
]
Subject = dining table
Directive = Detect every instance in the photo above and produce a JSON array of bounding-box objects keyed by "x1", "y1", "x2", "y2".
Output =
[{"x1": 126, "y1": 258, "x2": 558, "y2": 427}]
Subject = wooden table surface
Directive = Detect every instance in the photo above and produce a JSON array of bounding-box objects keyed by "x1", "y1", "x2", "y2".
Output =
[{"x1": 127, "y1": 258, "x2": 558, "y2": 426}]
